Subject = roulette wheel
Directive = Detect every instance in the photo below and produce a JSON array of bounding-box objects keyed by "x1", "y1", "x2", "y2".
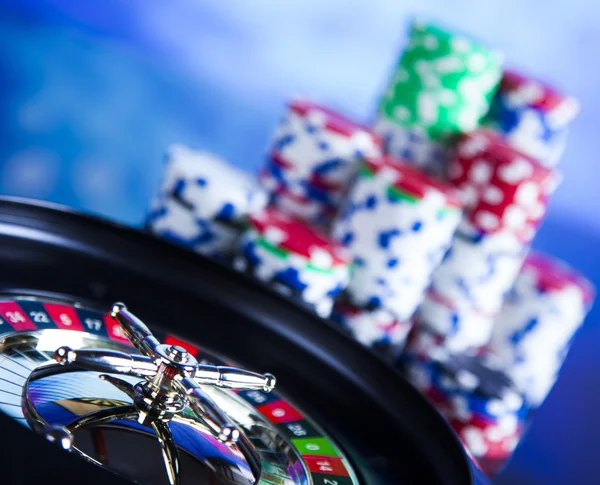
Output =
[{"x1": 0, "y1": 196, "x2": 490, "y2": 485}]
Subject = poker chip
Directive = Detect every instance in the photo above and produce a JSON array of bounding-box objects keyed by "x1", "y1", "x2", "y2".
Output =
[
  {"x1": 489, "y1": 251, "x2": 596, "y2": 407},
  {"x1": 483, "y1": 70, "x2": 580, "y2": 167},
  {"x1": 403, "y1": 339, "x2": 526, "y2": 475},
  {"x1": 376, "y1": 19, "x2": 502, "y2": 173},
  {"x1": 260, "y1": 99, "x2": 381, "y2": 227},
  {"x1": 147, "y1": 198, "x2": 241, "y2": 257},
  {"x1": 419, "y1": 130, "x2": 558, "y2": 351},
  {"x1": 372, "y1": 117, "x2": 450, "y2": 176},
  {"x1": 417, "y1": 224, "x2": 528, "y2": 352},
  {"x1": 258, "y1": 163, "x2": 339, "y2": 228},
  {"x1": 331, "y1": 300, "x2": 413, "y2": 359},
  {"x1": 332, "y1": 155, "x2": 462, "y2": 321},
  {"x1": 234, "y1": 209, "x2": 351, "y2": 318},
  {"x1": 451, "y1": 414, "x2": 523, "y2": 478},
  {"x1": 447, "y1": 130, "x2": 558, "y2": 244},
  {"x1": 147, "y1": 144, "x2": 267, "y2": 259},
  {"x1": 404, "y1": 351, "x2": 526, "y2": 421},
  {"x1": 416, "y1": 289, "x2": 497, "y2": 353}
]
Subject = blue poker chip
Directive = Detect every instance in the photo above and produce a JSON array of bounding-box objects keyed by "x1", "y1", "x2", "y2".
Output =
[
  {"x1": 372, "y1": 118, "x2": 450, "y2": 176},
  {"x1": 259, "y1": 99, "x2": 381, "y2": 227},
  {"x1": 404, "y1": 351, "x2": 527, "y2": 422},
  {"x1": 260, "y1": 158, "x2": 339, "y2": 205},
  {"x1": 146, "y1": 145, "x2": 268, "y2": 259},
  {"x1": 482, "y1": 71, "x2": 579, "y2": 168},
  {"x1": 147, "y1": 197, "x2": 240, "y2": 260}
]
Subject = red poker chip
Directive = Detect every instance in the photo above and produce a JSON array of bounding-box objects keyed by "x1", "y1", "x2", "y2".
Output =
[
  {"x1": 500, "y1": 70, "x2": 579, "y2": 115},
  {"x1": 451, "y1": 130, "x2": 555, "y2": 240},
  {"x1": 289, "y1": 98, "x2": 382, "y2": 144},
  {"x1": 454, "y1": 130, "x2": 550, "y2": 173},
  {"x1": 523, "y1": 251, "x2": 596, "y2": 306},
  {"x1": 451, "y1": 416, "x2": 523, "y2": 459},
  {"x1": 363, "y1": 155, "x2": 463, "y2": 209},
  {"x1": 249, "y1": 209, "x2": 349, "y2": 266}
]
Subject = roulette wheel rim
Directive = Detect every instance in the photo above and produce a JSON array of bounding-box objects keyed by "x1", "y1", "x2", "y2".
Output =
[{"x1": 0, "y1": 196, "x2": 482, "y2": 485}]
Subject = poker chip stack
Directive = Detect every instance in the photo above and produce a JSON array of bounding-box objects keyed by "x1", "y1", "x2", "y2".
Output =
[
  {"x1": 234, "y1": 209, "x2": 351, "y2": 318},
  {"x1": 332, "y1": 156, "x2": 463, "y2": 322},
  {"x1": 403, "y1": 335, "x2": 527, "y2": 477},
  {"x1": 375, "y1": 19, "x2": 503, "y2": 175},
  {"x1": 330, "y1": 300, "x2": 413, "y2": 359},
  {"x1": 147, "y1": 144, "x2": 267, "y2": 260},
  {"x1": 143, "y1": 17, "x2": 592, "y2": 475},
  {"x1": 259, "y1": 99, "x2": 382, "y2": 228},
  {"x1": 488, "y1": 251, "x2": 595, "y2": 408},
  {"x1": 483, "y1": 70, "x2": 580, "y2": 168},
  {"x1": 416, "y1": 130, "x2": 556, "y2": 352}
]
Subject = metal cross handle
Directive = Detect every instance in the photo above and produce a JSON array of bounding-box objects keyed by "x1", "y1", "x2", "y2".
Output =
[{"x1": 35, "y1": 302, "x2": 276, "y2": 485}]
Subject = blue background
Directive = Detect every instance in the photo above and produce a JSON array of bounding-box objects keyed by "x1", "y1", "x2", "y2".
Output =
[{"x1": 0, "y1": 2, "x2": 598, "y2": 484}]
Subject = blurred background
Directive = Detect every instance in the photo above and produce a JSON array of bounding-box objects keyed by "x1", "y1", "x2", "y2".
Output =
[{"x1": 0, "y1": 1, "x2": 598, "y2": 484}]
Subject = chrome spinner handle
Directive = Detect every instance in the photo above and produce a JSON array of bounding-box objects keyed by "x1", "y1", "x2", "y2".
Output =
[{"x1": 29, "y1": 301, "x2": 277, "y2": 485}]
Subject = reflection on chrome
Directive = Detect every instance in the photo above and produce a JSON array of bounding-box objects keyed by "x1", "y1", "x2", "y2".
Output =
[{"x1": 0, "y1": 327, "x2": 309, "y2": 485}]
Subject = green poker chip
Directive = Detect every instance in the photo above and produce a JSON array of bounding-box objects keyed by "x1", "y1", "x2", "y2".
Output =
[{"x1": 379, "y1": 19, "x2": 503, "y2": 141}]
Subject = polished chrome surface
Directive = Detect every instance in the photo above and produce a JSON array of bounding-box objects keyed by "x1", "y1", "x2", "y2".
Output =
[
  {"x1": 13, "y1": 302, "x2": 286, "y2": 485},
  {"x1": 0, "y1": 297, "x2": 317, "y2": 485},
  {"x1": 44, "y1": 424, "x2": 74, "y2": 450},
  {"x1": 0, "y1": 329, "x2": 312, "y2": 485}
]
